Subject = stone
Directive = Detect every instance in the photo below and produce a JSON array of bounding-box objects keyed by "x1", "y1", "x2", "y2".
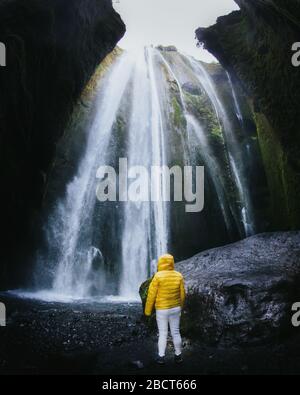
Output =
[{"x1": 177, "y1": 232, "x2": 300, "y2": 345}]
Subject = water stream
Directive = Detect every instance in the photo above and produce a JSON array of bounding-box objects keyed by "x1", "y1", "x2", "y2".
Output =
[{"x1": 29, "y1": 47, "x2": 260, "y2": 302}]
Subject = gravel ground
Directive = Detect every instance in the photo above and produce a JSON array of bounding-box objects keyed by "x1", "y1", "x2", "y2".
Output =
[{"x1": 1, "y1": 293, "x2": 300, "y2": 375}]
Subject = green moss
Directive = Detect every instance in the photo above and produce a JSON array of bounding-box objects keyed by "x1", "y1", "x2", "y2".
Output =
[
  {"x1": 211, "y1": 124, "x2": 223, "y2": 140},
  {"x1": 255, "y1": 112, "x2": 300, "y2": 229},
  {"x1": 172, "y1": 97, "x2": 185, "y2": 129},
  {"x1": 198, "y1": 5, "x2": 300, "y2": 231},
  {"x1": 83, "y1": 47, "x2": 123, "y2": 100}
]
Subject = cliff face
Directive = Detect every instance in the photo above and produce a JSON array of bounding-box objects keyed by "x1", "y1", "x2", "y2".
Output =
[
  {"x1": 196, "y1": 0, "x2": 300, "y2": 231},
  {"x1": 0, "y1": 0, "x2": 125, "y2": 288}
]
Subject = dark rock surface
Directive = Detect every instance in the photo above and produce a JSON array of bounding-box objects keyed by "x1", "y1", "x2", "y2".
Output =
[
  {"x1": 0, "y1": 0, "x2": 125, "y2": 289},
  {"x1": 1, "y1": 292, "x2": 300, "y2": 374},
  {"x1": 177, "y1": 232, "x2": 300, "y2": 345},
  {"x1": 196, "y1": 0, "x2": 300, "y2": 231}
]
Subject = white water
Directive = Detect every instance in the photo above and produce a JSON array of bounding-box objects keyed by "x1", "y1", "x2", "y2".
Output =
[
  {"x1": 187, "y1": 56, "x2": 256, "y2": 237},
  {"x1": 147, "y1": 48, "x2": 169, "y2": 260},
  {"x1": 7, "y1": 289, "x2": 140, "y2": 304},
  {"x1": 119, "y1": 48, "x2": 169, "y2": 297},
  {"x1": 157, "y1": 52, "x2": 191, "y2": 161},
  {"x1": 186, "y1": 114, "x2": 233, "y2": 233},
  {"x1": 158, "y1": 52, "x2": 234, "y2": 234},
  {"x1": 227, "y1": 72, "x2": 244, "y2": 126},
  {"x1": 29, "y1": 47, "x2": 259, "y2": 304},
  {"x1": 226, "y1": 72, "x2": 256, "y2": 236},
  {"x1": 35, "y1": 49, "x2": 171, "y2": 301},
  {"x1": 42, "y1": 53, "x2": 136, "y2": 299}
]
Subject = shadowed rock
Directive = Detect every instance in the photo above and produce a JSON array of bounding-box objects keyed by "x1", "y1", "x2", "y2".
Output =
[
  {"x1": 196, "y1": 0, "x2": 300, "y2": 231},
  {"x1": 0, "y1": 0, "x2": 125, "y2": 289},
  {"x1": 177, "y1": 232, "x2": 300, "y2": 345}
]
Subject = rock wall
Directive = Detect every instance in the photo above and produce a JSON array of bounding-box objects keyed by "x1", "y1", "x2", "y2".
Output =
[
  {"x1": 196, "y1": 0, "x2": 300, "y2": 231},
  {"x1": 178, "y1": 232, "x2": 300, "y2": 345},
  {"x1": 0, "y1": 0, "x2": 125, "y2": 288}
]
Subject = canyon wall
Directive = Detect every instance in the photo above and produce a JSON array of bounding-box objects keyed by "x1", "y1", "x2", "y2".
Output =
[
  {"x1": 196, "y1": 0, "x2": 300, "y2": 231},
  {"x1": 0, "y1": 0, "x2": 125, "y2": 288}
]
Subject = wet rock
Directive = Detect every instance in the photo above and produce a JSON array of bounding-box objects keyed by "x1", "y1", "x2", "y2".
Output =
[
  {"x1": 157, "y1": 45, "x2": 177, "y2": 52},
  {"x1": 182, "y1": 82, "x2": 202, "y2": 96},
  {"x1": 177, "y1": 232, "x2": 300, "y2": 345}
]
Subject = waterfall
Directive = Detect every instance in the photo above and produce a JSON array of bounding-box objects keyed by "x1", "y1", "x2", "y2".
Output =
[
  {"x1": 119, "y1": 48, "x2": 169, "y2": 298},
  {"x1": 157, "y1": 52, "x2": 190, "y2": 163},
  {"x1": 158, "y1": 52, "x2": 234, "y2": 235},
  {"x1": 227, "y1": 72, "x2": 244, "y2": 126},
  {"x1": 36, "y1": 48, "x2": 171, "y2": 301},
  {"x1": 31, "y1": 46, "x2": 261, "y2": 303},
  {"x1": 187, "y1": 56, "x2": 256, "y2": 237},
  {"x1": 147, "y1": 48, "x2": 169, "y2": 260},
  {"x1": 41, "y1": 53, "x2": 135, "y2": 299}
]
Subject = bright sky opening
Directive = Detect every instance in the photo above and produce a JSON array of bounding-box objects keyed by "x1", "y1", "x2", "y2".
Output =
[{"x1": 114, "y1": 0, "x2": 239, "y2": 63}]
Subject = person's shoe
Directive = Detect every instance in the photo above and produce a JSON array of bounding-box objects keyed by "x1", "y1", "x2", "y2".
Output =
[
  {"x1": 156, "y1": 356, "x2": 166, "y2": 365},
  {"x1": 174, "y1": 354, "x2": 183, "y2": 364}
]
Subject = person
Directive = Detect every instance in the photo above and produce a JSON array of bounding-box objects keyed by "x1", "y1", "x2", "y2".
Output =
[{"x1": 144, "y1": 254, "x2": 186, "y2": 365}]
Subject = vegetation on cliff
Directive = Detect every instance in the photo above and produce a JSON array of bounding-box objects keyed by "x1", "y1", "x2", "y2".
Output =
[{"x1": 196, "y1": 0, "x2": 300, "y2": 231}]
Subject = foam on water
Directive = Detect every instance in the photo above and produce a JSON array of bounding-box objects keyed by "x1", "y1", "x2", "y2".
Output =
[{"x1": 6, "y1": 290, "x2": 141, "y2": 305}]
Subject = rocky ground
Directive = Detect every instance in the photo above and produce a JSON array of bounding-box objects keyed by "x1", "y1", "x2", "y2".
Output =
[
  {"x1": 1, "y1": 292, "x2": 300, "y2": 375},
  {"x1": 1, "y1": 232, "x2": 300, "y2": 375}
]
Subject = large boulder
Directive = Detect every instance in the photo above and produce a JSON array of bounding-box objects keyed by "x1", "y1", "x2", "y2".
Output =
[{"x1": 177, "y1": 232, "x2": 300, "y2": 345}]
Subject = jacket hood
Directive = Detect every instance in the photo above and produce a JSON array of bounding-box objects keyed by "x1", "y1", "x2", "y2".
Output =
[{"x1": 157, "y1": 254, "x2": 175, "y2": 271}]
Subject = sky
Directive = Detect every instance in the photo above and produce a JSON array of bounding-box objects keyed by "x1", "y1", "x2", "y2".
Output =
[{"x1": 114, "y1": 0, "x2": 239, "y2": 62}]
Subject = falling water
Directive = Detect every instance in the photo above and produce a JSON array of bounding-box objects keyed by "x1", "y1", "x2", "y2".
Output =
[
  {"x1": 147, "y1": 48, "x2": 169, "y2": 259},
  {"x1": 227, "y1": 72, "x2": 244, "y2": 126},
  {"x1": 226, "y1": 72, "x2": 256, "y2": 236},
  {"x1": 33, "y1": 46, "x2": 260, "y2": 302},
  {"x1": 159, "y1": 52, "x2": 234, "y2": 234},
  {"x1": 42, "y1": 53, "x2": 135, "y2": 299},
  {"x1": 187, "y1": 56, "x2": 256, "y2": 237},
  {"x1": 119, "y1": 48, "x2": 169, "y2": 297},
  {"x1": 36, "y1": 48, "x2": 171, "y2": 300}
]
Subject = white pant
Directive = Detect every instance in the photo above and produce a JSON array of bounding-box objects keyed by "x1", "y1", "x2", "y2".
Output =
[{"x1": 156, "y1": 306, "x2": 182, "y2": 357}]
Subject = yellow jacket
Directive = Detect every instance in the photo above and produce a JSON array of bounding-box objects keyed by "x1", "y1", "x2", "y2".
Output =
[{"x1": 144, "y1": 254, "x2": 186, "y2": 316}]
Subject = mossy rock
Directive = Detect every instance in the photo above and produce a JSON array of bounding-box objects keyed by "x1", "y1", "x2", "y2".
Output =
[
  {"x1": 139, "y1": 278, "x2": 217, "y2": 340},
  {"x1": 139, "y1": 277, "x2": 153, "y2": 311},
  {"x1": 139, "y1": 277, "x2": 157, "y2": 330}
]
